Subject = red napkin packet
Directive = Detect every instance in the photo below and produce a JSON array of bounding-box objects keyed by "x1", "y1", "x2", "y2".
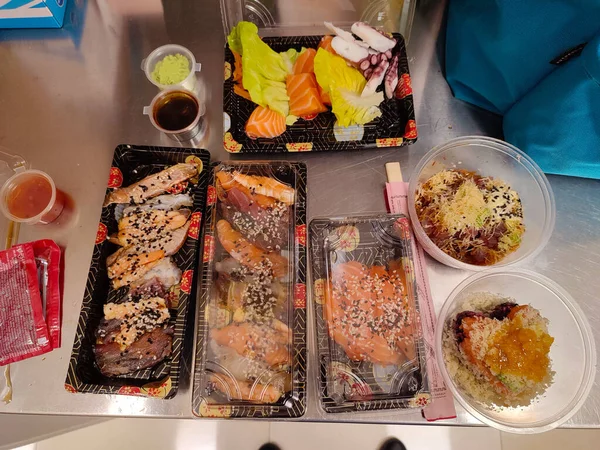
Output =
[{"x1": 0, "y1": 240, "x2": 61, "y2": 366}]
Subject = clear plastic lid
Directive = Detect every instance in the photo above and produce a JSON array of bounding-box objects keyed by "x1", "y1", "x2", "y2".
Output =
[
  {"x1": 220, "y1": 0, "x2": 416, "y2": 41},
  {"x1": 0, "y1": 147, "x2": 29, "y2": 249},
  {"x1": 309, "y1": 214, "x2": 430, "y2": 413},
  {"x1": 193, "y1": 161, "x2": 307, "y2": 418}
]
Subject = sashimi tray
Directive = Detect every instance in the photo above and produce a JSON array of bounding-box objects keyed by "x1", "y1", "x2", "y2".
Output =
[
  {"x1": 223, "y1": 34, "x2": 417, "y2": 153},
  {"x1": 309, "y1": 214, "x2": 430, "y2": 413},
  {"x1": 66, "y1": 145, "x2": 210, "y2": 399},
  {"x1": 192, "y1": 161, "x2": 307, "y2": 418}
]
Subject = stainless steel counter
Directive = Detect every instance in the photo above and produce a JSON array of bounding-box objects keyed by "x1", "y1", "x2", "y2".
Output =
[{"x1": 0, "y1": 0, "x2": 598, "y2": 426}]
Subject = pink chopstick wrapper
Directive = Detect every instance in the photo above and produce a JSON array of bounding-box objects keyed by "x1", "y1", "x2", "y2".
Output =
[{"x1": 385, "y1": 180, "x2": 457, "y2": 421}]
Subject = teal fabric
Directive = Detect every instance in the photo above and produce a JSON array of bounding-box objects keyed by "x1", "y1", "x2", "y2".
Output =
[
  {"x1": 445, "y1": 0, "x2": 600, "y2": 114},
  {"x1": 504, "y1": 33, "x2": 600, "y2": 179}
]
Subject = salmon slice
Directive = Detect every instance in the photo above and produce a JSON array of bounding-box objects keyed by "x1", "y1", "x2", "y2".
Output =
[
  {"x1": 318, "y1": 35, "x2": 336, "y2": 54},
  {"x1": 107, "y1": 221, "x2": 190, "y2": 269},
  {"x1": 118, "y1": 209, "x2": 190, "y2": 231},
  {"x1": 326, "y1": 261, "x2": 417, "y2": 365},
  {"x1": 107, "y1": 249, "x2": 165, "y2": 279},
  {"x1": 325, "y1": 290, "x2": 403, "y2": 365},
  {"x1": 245, "y1": 106, "x2": 286, "y2": 139},
  {"x1": 286, "y1": 73, "x2": 328, "y2": 117},
  {"x1": 292, "y1": 48, "x2": 317, "y2": 74},
  {"x1": 318, "y1": 84, "x2": 331, "y2": 106},
  {"x1": 232, "y1": 171, "x2": 295, "y2": 205},
  {"x1": 210, "y1": 322, "x2": 290, "y2": 367},
  {"x1": 216, "y1": 171, "x2": 277, "y2": 208},
  {"x1": 112, "y1": 210, "x2": 191, "y2": 247},
  {"x1": 209, "y1": 374, "x2": 284, "y2": 403},
  {"x1": 216, "y1": 220, "x2": 288, "y2": 278},
  {"x1": 103, "y1": 163, "x2": 198, "y2": 206},
  {"x1": 111, "y1": 258, "x2": 162, "y2": 290}
]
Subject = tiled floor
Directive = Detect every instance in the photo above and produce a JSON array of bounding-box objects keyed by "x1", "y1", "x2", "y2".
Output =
[{"x1": 8, "y1": 419, "x2": 600, "y2": 450}]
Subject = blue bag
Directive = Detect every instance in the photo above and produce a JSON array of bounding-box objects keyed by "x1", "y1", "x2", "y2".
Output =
[
  {"x1": 503, "y1": 33, "x2": 600, "y2": 180},
  {"x1": 445, "y1": 0, "x2": 600, "y2": 114}
]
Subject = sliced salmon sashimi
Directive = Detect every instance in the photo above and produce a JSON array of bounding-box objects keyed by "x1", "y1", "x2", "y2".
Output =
[
  {"x1": 286, "y1": 73, "x2": 328, "y2": 117},
  {"x1": 325, "y1": 260, "x2": 416, "y2": 365},
  {"x1": 318, "y1": 35, "x2": 336, "y2": 54},
  {"x1": 245, "y1": 106, "x2": 286, "y2": 139},
  {"x1": 293, "y1": 48, "x2": 317, "y2": 74}
]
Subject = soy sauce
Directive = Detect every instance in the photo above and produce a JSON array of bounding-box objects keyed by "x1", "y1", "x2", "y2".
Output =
[{"x1": 153, "y1": 91, "x2": 199, "y2": 131}]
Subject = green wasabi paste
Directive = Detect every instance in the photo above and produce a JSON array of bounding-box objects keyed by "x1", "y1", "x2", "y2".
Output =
[{"x1": 151, "y1": 54, "x2": 190, "y2": 85}]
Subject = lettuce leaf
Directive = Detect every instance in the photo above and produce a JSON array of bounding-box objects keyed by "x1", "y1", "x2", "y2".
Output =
[
  {"x1": 280, "y1": 48, "x2": 302, "y2": 74},
  {"x1": 314, "y1": 48, "x2": 383, "y2": 126},
  {"x1": 227, "y1": 23, "x2": 244, "y2": 55},
  {"x1": 227, "y1": 21, "x2": 290, "y2": 116}
]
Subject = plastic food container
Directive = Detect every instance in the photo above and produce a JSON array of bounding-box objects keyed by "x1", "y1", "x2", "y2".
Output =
[
  {"x1": 0, "y1": 169, "x2": 64, "y2": 225},
  {"x1": 408, "y1": 136, "x2": 555, "y2": 270},
  {"x1": 309, "y1": 214, "x2": 430, "y2": 413},
  {"x1": 142, "y1": 44, "x2": 201, "y2": 92},
  {"x1": 192, "y1": 161, "x2": 307, "y2": 418},
  {"x1": 220, "y1": 0, "x2": 417, "y2": 42},
  {"x1": 435, "y1": 269, "x2": 596, "y2": 433},
  {"x1": 66, "y1": 145, "x2": 211, "y2": 398},
  {"x1": 143, "y1": 88, "x2": 206, "y2": 142}
]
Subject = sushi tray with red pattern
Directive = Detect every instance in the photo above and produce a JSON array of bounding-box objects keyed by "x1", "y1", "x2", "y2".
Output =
[
  {"x1": 66, "y1": 144, "x2": 210, "y2": 398},
  {"x1": 309, "y1": 214, "x2": 430, "y2": 413},
  {"x1": 192, "y1": 161, "x2": 307, "y2": 418},
  {"x1": 223, "y1": 22, "x2": 417, "y2": 153}
]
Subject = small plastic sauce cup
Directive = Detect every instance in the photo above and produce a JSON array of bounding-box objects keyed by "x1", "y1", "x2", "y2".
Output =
[
  {"x1": 0, "y1": 170, "x2": 65, "y2": 225},
  {"x1": 142, "y1": 44, "x2": 202, "y2": 92},
  {"x1": 143, "y1": 88, "x2": 206, "y2": 142}
]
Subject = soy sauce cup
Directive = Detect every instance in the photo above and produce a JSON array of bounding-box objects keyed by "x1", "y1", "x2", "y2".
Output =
[
  {"x1": 0, "y1": 169, "x2": 65, "y2": 225},
  {"x1": 143, "y1": 88, "x2": 206, "y2": 142}
]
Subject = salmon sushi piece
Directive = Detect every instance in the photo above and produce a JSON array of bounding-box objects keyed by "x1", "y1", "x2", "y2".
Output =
[
  {"x1": 232, "y1": 171, "x2": 295, "y2": 205},
  {"x1": 286, "y1": 73, "x2": 328, "y2": 117},
  {"x1": 293, "y1": 48, "x2": 317, "y2": 74},
  {"x1": 216, "y1": 171, "x2": 277, "y2": 209},
  {"x1": 318, "y1": 84, "x2": 331, "y2": 106},
  {"x1": 216, "y1": 219, "x2": 288, "y2": 278},
  {"x1": 209, "y1": 374, "x2": 284, "y2": 403},
  {"x1": 324, "y1": 287, "x2": 403, "y2": 365},
  {"x1": 245, "y1": 106, "x2": 286, "y2": 139},
  {"x1": 107, "y1": 249, "x2": 165, "y2": 279},
  {"x1": 318, "y1": 35, "x2": 336, "y2": 54},
  {"x1": 210, "y1": 322, "x2": 290, "y2": 367},
  {"x1": 326, "y1": 260, "x2": 417, "y2": 365}
]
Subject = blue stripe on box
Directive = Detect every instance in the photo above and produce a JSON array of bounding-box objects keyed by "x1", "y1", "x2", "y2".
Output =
[
  {"x1": 0, "y1": 0, "x2": 39, "y2": 10},
  {"x1": 0, "y1": 15, "x2": 61, "y2": 28}
]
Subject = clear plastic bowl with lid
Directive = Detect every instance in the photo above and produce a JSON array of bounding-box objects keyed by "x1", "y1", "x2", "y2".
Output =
[
  {"x1": 142, "y1": 44, "x2": 201, "y2": 92},
  {"x1": 407, "y1": 136, "x2": 556, "y2": 270},
  {"x1": 435, "y1": 269, "x2": 596, "y2": 433}
]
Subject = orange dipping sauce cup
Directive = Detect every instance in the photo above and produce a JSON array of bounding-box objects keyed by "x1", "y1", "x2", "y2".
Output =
[{"x1": 0, "y1": 170, "x2": 65, "y2": 225}]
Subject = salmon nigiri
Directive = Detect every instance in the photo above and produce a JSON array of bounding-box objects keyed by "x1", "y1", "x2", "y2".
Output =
[
  {"x1": 293, "y1": 48, "x2": 317, "y2": 74},
  {"x1": 286, "y1": 73, "x2": 328, "y2": 117},
  {"x1": 245, "y1": 106, "x2": 286, "y2": 139},
  {"x1": 216, "y1": 219, "x2": 288, "y2": 277},
  {"x1": 210, "y1": 322, "x2": 290, "y2": 366}
]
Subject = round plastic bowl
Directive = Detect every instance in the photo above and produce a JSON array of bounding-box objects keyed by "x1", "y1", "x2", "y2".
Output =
[
  {"x1": 142, "y1": 44, "x2": 201, "y2": 92},
  {"x1": 408, "y1": 136, "x2": 556, "y2": 270},
  {"x1": 435, "y1": 269, "x2": 596, "y2": 434}
]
